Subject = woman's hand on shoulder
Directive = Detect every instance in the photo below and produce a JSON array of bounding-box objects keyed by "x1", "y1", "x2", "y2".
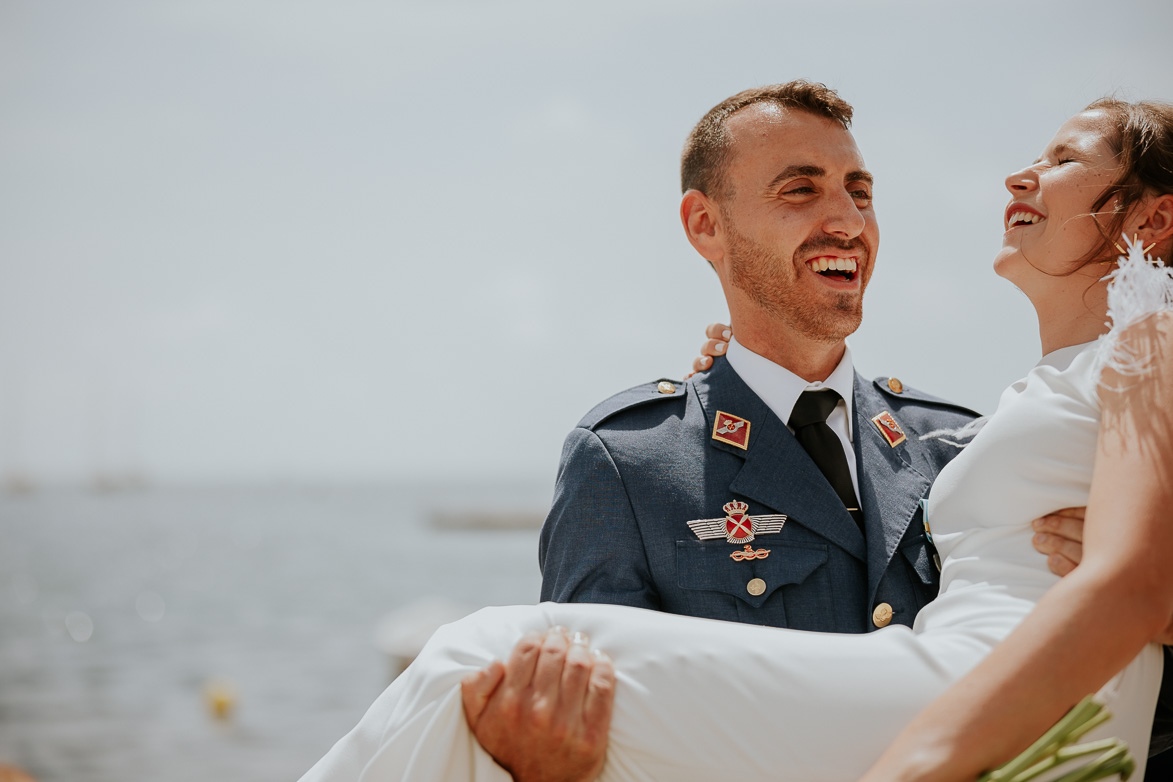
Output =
[{"x1": 688, "y1": 323, "x2": 733, "y2": 376}]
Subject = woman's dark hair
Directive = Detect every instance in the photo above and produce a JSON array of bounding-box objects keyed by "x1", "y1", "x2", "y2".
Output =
[{"x1": 1084, "y1": 98, "x2": 1173, "y2": 261}]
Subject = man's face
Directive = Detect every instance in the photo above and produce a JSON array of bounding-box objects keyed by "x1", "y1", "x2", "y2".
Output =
[{"x1": 716, "y1": 104, "x2": 878, "y2": 343}]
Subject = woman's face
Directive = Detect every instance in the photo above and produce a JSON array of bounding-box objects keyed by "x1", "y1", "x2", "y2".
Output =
[{"x1": 995, "y1": 110, "x2": 1123, "y2": 287}]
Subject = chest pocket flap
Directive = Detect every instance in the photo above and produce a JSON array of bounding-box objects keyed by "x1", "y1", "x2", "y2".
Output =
[{"x1": 675, "y1": 541, "x2": 828, "y2": 608}]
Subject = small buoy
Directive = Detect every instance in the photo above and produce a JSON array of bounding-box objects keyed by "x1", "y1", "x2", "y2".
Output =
[{"x1": 203, "y1": 678, "x2": 237, "y2": 721}]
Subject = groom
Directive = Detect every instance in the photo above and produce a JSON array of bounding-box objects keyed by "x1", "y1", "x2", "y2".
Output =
[
  {"x1": 462, "y1": 82, "x2": 1133, "y2": 780},
  {"x1": 538, "y1": 81, "x2": 978, "y2": 635}
]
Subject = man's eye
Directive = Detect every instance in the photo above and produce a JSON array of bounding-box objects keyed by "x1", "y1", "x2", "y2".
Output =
[
  {"x1": 1056, "y1": 158, "x2": 1075, "y2": 165},
  {"x1": 851, "y1": 190, "x2": 872, "y2": 201},
  {"x1": 784, "y1": 186, "x2": 815, "y2": 195}
]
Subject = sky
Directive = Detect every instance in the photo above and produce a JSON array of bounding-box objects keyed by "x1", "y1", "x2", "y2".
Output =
[{"x1": 1, "y1": 0, "x2": 1171, "y2": 487}]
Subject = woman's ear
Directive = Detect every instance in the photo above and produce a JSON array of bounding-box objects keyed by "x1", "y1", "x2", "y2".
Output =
[
  {"x1": 1135, "y1": 193, "x2": 1173, "y2": 247},
  {"x1": 680, "y1": 189, "x2": 726, "y2": 270}
]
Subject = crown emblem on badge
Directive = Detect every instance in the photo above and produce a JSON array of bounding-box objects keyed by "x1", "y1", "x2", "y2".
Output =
[{"x1": 722, "y1": 500, "x2": 749, "y2": 517}]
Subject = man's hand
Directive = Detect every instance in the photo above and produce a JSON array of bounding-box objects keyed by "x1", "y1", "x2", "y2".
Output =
[
  {"x1": 461, "y1": 627, "x2": 615, "y2": 782},
  {"x1": 1031, "y1": 507, "x2": 1086, "y2": 576}
]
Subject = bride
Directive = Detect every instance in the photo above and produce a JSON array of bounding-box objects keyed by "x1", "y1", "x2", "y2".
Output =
[{"x1": 302, "y1": 98, "x2": 1173, "y2": 782}]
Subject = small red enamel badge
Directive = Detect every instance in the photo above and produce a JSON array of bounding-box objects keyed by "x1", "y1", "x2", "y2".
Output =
[
  {"x1": 712, "y1": 410, "x2": 751, "y2": 450},
  {"x1": 871, "y1": 410, "x2": 907, "y2": 447}
]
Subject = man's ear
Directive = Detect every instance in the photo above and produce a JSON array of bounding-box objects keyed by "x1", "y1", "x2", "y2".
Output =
[
  {"x1": 680, "y1": 189, "x2": 725, "y2": 269},
  {"x1": 1135, "y1": 193, "x2": 1173, "y2": 248}
]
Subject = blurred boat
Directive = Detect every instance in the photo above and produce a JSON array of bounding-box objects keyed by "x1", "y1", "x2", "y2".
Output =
[
  {"x1": 428, "y1": 509, "x2": 545, "y2": 530},
  {"x1": 1, "y1": 473, "x2": 36, "y2": 496}
]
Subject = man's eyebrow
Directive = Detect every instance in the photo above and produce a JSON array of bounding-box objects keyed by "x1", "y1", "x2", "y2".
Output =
[
  {"x1": 766, "y1": 165, "x2": 873, "y2": 190},
  {"x1": 766, "y1": 165, "x2": 824, "y2": 190},
  {"x1": 847, "y1": 169, "x2": 874, "y2": 186}
]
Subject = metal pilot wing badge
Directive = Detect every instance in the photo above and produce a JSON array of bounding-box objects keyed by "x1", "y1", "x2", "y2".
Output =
[{"x1": 687, "y1": 500, "x2": 787, "y2": 560}]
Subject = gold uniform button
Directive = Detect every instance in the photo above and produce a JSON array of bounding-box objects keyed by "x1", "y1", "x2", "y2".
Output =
[
  {"x1": 872, "y1": 602, "x2": 894, "y2": 628},
  {"x1": 657, "y1": 381, "x2": 677, "y2": 395},
  {"x1": 746, "y1": 578, "x2": 766, "y2": 596},
  {"x1": 888, "y1": 377, "x2": 904, "y2": 394}
]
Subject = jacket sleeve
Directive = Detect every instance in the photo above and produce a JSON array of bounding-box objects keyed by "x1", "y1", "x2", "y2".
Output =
[{"x1": 538, "y1": 426, "x2": 659, "y2": 609}]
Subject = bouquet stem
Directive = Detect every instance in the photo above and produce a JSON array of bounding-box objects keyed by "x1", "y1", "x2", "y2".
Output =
[{"x1": 977, "y1": 696, "x2": 1135, "y2": 782}]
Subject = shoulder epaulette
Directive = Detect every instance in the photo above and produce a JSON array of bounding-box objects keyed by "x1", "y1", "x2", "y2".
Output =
[
  {"x1": 577, "y1": 378, "x2": 686, "y2": 430},
  {"x1": 871, "y1": 376, "x2": 982, "y2": 418}
]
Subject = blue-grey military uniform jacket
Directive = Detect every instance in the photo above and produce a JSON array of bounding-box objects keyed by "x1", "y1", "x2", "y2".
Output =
[{"x1": 539, "y1": 356, "x2": 978, "y2": 633}]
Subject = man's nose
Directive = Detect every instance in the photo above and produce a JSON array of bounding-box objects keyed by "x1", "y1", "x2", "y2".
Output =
[{"x1": 820, "y1": 188, "x2": 866, "y2": 238}]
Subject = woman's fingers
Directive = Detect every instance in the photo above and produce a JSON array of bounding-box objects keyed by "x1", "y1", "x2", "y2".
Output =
[
  {"x1": 700, "y1": 338, "x2": 728, "y2": 359},
  {"x1": 689, "y1": 323, "x2": 732, "y2": 375},
  {"x1": 461, "y1": 660, "x2": 505, "y2": 728},
  {"x1": 704, "y1": 323, "x2": 732, "y2": 340}
]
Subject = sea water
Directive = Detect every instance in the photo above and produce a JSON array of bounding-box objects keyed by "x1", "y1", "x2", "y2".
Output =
[{"x1": 0, "y1": 484, "x2": 546, "y2": 781}]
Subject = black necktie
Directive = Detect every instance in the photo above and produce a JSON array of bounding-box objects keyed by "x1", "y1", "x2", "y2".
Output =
[{"x1": 789, "y1": 390, "x2": 864, "y2": 532}]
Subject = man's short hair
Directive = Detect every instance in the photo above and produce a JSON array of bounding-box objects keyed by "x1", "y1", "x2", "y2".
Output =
[{"x1": 681, "y1": 81, "x2": 854, "y2": 198}]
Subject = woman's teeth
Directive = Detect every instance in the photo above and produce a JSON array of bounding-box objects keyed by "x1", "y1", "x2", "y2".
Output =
[
  {"x1": 806, "y1": 257, "x2": 858, "y2": 274},
  {"x1": 1008, "y1": 211, "x2": 1044, "y2": 228}
]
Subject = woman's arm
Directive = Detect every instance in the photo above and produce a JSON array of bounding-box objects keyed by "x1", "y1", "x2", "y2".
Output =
[{"x1": 861, "y1": 312, "x2": 1173, "y2": 782}]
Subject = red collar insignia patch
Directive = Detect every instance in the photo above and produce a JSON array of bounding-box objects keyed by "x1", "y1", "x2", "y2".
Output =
[
  {"x1": 712, "y1": 410, "x2": 750, "y2": 450},
  {"x1": 871, "y1": 410, "x2": 907, "y2": 447}
]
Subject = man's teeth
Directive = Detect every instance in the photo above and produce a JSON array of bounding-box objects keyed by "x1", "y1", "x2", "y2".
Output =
[
  {"x1": 806, "y1": 257, "x2": 858, "y2": 273},
  {"x1": 1008, "y1": 211, "x2": 1044, "y2": 227}
]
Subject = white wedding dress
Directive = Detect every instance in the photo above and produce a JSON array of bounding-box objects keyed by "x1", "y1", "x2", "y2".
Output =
[{"x1": 302, "y1": 255, "x2": 1169, "y2": 782}]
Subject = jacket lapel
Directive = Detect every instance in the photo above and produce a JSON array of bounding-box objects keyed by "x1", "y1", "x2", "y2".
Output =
[
  {"x1": 853, "y1": 374, "x2": 933, "y2": 603},
  {"x1": 693, "y1": 360, "x2": 866, "y2": 561}
]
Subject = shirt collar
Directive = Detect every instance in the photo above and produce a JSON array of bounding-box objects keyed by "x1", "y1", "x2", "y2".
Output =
[{"x1": 724, "y1": 336, "x2": 855, "y2": 438}]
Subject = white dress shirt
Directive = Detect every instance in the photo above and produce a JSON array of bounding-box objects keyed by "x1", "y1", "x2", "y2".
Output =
[{"x1": 724, "y1": 336, "x2": 859, "y2": 498}]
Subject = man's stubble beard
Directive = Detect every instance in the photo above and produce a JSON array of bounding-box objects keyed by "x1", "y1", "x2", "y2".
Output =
[{"x1": 725, "y1": 222, "x2": 865, "y2": 344}]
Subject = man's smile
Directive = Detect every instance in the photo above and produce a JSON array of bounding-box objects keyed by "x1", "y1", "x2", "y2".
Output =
[{"x1": 804, "y1": 255, "x2": 860, "y2": 283}]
